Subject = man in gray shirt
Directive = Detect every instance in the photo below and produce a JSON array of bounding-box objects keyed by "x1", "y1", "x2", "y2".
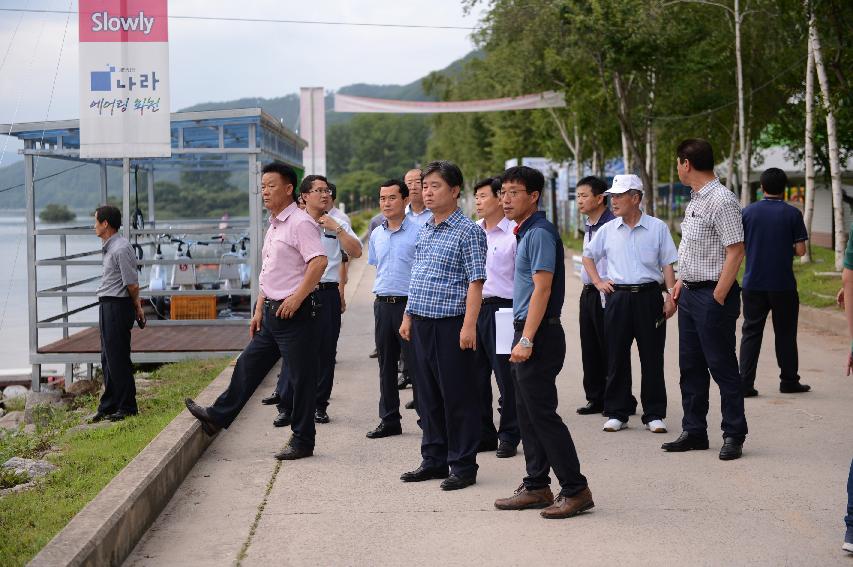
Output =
[{"x1": 89, "y1": 205, "x2": 145, "y2": 422}]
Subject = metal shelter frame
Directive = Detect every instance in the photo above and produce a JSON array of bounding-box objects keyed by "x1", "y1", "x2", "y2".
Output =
[{"x1": 0, "y1": 108, "x2": 307, "y2": 391}]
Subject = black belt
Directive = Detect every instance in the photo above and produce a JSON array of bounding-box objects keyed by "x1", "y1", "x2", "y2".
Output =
[
  {"x1": 263, "y1": 298, "x2": 284, "y2": 310},
  {"x1": 682, "y1": 280, "x2": 717, "y2": 290},
  {"x1": 98, "y1": 296, "x2": 132, "y2": 303},
  {"x1": 317, "y1": 282, "x2": 339, "y2": 290},
  {"x1": 582, "y1": 284, "x2": 597, "y2": 291},
  {"x1": 375, "y1": 295, "x2": 407, "y2": 304},
  {"x1": 612, "y1": 282, "x2": 661, "y2": 293},
  {"x1": 482, "y1": 296, "x2": 512, "y2": 306},
  {"x1": 514, "y1": 317, "x2": 561, "y2": 331}
]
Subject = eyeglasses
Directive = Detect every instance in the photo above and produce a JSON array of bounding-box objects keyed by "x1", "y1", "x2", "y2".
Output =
[{"x1": 306, "y1": 188, "x2": 332, "y2": 195}]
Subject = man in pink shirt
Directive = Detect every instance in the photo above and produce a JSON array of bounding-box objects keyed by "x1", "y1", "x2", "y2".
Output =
[
  {"x1": 474, "y1": 177, "x2": 520, "y2": 458},
  {"x1": 186, "y1": 162, "x2": 328, "y2": 461}
]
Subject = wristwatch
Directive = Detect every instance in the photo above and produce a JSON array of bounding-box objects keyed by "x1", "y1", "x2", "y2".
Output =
[{"x1": 519, "y1": 336, "x2": 533, "y2": 348}]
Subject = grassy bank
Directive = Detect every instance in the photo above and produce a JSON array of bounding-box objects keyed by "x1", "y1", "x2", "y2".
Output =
[
  {"x1": 0, "y1": 358, "x2": 230, "y2": 567},
  {"x1": 562, "y1": 231, "x2": 841, "y2": 309}
]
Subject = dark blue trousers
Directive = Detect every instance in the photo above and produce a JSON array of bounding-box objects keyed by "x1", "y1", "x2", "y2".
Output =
[
  {"x1": 97, "y1": 297, "x2": 137, "y2": 415},
  {"x1": 678, "y1": 285, "x2": 748, "y2": 440},
  {"x1": 278, "y1": 286, "x2": 341, "y2": 413},
  {"x1": 207, "y1": 300, "x2": 319, "y2": 449},
  {"x1": 512, "y1": 322, "x2": 588, "y2": 497},
  {"x1": 374, "y1": 298, "x2": 414, "y2": 425},
  {"x1": 475, "y1": 301, "x2": 520, "y2": 445},
  {"x1": 846, "y1": 457, "x2": 853, "y2": 540},
  {"x1": 410, "y1": 315, "x2": 480, "y2": 478}
]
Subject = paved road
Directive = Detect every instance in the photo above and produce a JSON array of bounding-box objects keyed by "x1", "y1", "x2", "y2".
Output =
[{"x1": 126, "y1": 255, "x2": 853, "y2": 566}]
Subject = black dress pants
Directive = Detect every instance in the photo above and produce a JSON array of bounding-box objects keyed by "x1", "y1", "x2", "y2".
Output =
[
  {"x1": 374, "y1": 298, "x2": 414, "y2": 425},
  {"x1": 97, "y1": 297, "x2": 137, "y2": 415},
  {"x1": 678, "y1": 285, "x2": 747, "y2": 441},
  {"x1": 603, "y1": 288, "x2": 667, "y2": 424},
  {"x1": 739, "y1": 289, "x2": 801, "y2": 390},
  {"x1": 410, "y1": 315, "x2": 480, "y2": 478},
  {"x1": 279, "y1": 286, "x2": 341, "y2": 413},
  {"x1": 579, "y1": 285, "x2": 607, "y2": 405},
  {"x1": 207, "y1": 300, "x2": 319, "y2": 449},
  {"x1": 474, "y1": 301, "x2": 520, "y2": 446},
  {"x1": 512, "y1": 322, "x2": 588, "y2": 497}
]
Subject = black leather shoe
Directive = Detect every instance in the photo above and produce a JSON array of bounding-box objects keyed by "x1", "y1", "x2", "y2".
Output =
[
  {"x1": 274, "y1": 444, "x2": 313, "y2": 460},
  {"x1": 440, "y1": 474, "x2": 476, "y2": 491},
  {"x1": 576, "y1": 401, "x2": 604, "y2": 415},
  {"x1": 107, "y1": 410, "x2": 137, "y2": 422},
  {"x1": 496, "y1": 441, "x2": 517, "y2": 458},
  {"x1": 366, "y1": 422, "x2": 402, "y2": 439},
  {"x1": 780, "y1": 382, "x2": 811, "y2": 394},
  {"x1": 405, "y1": 399, "x2": 416, "y2": 410},
  {"x1": 87, "y1": 411, "x2": 109, "y2": 424},
  {"x1": 369, "y1": 348, "x2": 378, "y2": 359},
  {"x1": 185, "y1": 398, "x2": 222, "y2": 436},
  {"x1": 400, "y1": 465, "x2": 449, "y2": 482},
  {"x1": 273, "y1": 411, "x2": 292, "y2": 428},
  {"x1": 397, "y1": 373, "x2": 411, "y2": 390},
  {"x1": 719, "y1": 437, "x2": 744, "y2": 460},
  {"x1": 661, "y1": 431, "x2": 709, "y2": 452},
  {"x1": 477, "y1": 438, "x2": 498, "y2": 453},
  {"x1": 261, "y1": 392, "x2": 281, "y2": 405},
  {"x1": 743, "y1": 388, "x2": 759, "y2": 398},
  {"x1": 314, "y1": 409, "x2": 330, "y2": 424}
]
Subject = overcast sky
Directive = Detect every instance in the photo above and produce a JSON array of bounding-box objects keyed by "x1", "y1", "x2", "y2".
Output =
[{"x1": 0, "y1": 0, "x2": 484, "y2": 164}]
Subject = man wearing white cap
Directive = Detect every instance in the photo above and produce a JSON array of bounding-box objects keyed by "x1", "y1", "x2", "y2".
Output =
[{"x1": 582, "y1": 174, "x2": 678, "y2": 434}]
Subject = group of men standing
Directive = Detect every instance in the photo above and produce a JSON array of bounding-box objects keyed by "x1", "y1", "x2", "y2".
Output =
[
  {"x1": 576, "y1": 138, "x2": 811, "y2": 462},
  {"x1": 180, "y1": 136, "x2": 820, "y2": 522}
]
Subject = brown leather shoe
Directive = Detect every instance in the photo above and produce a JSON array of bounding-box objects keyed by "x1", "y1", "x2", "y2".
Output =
[
  {"x1": 540, "y1": 487, "x2": 594, "y2": 519},
  {"x1": 495, "y1": 484, "x2": 554, "y2": 510}
]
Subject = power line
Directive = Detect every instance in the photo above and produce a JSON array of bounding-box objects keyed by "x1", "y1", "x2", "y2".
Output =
[
  {"x1": 0, "y1": 162, "x2": 89, "y2": 194},
  {"x1": 0, "y1": 8, "x2": 478, "y2": 31}
]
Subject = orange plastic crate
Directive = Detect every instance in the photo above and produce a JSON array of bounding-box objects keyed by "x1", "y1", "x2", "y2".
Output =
[{"x1": 170, "y1": 295, "x2": 217, "y2": 320}]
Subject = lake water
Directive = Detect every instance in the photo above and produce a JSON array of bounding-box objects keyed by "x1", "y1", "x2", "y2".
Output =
[
  {"x1": 0, "y1": 214, "x2": 252, "y2": 373},
  {"x1": 0, "y1": 215, "x2": 104, "y2": 372}
]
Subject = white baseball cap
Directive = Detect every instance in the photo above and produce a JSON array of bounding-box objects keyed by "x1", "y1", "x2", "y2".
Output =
[{"x1": 606, "y1": 174, "x2": 644, "y2": 194}]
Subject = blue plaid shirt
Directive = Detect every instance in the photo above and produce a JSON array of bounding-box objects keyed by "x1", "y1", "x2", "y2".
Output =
[{"x1": 406, "y1": 208, "x2": 487, "y2": 318}]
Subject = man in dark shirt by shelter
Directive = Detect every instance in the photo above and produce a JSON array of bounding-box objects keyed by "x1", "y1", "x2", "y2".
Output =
[{"x1": 739, "y1": 167, "x2": 810, "y2": 397}]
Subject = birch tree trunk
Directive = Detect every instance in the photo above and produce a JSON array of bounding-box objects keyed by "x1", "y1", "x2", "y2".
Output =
[
  {"x1": 809, "y1": 7, "x2": 845, "y2": 270},
  {"x1": 802, "y1": 31, "x2": 816, "y2": 263},
  {"x1": 726, "y1": 112, "x2": 738, "y2": 191},
  {"x1": 622, "y1": 129, "x2": 632, "y2": 173},
  {"x1": 735, "y1": 0, "x2": 751, "y2": 206},
  {"x1": 612, "y1": 71, "x2": 654, "y2": 214},
  {"x1": 592, "y1": 148, "x2": 600, "y2": 179},
  {"x1": 668, "y1": 159, "x2": 675, "y2": 228}
]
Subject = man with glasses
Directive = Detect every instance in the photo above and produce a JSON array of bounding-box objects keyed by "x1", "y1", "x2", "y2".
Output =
[
  {"x1": 274, "y1": 175, "x2": 362, "y2": 426},
  {"x1": 493, "y1": 166, "x2": 593, "y2": 519},
  {"x1": 185, "y1": 162, "x2": 327, "y2": 461},
  {"x1": 582, "y1": 174, "x2": 678, "y2": 435},
  {"x1": 399, "y1": 160, "x2": 487, "y2": 491}
]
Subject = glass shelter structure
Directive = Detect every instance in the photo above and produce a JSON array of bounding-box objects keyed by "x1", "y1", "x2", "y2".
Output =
[{"x1": 0, "y1": 108, "x2": 307, "y2": 391}]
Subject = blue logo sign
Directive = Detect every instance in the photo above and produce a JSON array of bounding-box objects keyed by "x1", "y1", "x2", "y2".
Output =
[{"x1": 90, "y1": 65, "x2": 115, "y2": 91}]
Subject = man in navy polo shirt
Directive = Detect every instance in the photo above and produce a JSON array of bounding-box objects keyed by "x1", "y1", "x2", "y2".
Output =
[
  {"x1": 739, "y1": 167, "x2": 809, "y2": 397},
  {"x1": 493, "y1": 166, "x2": 593, "y2": 520}
]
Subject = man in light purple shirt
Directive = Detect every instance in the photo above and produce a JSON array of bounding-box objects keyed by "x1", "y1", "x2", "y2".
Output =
[
  {"x1": 473, "y1": 177, "x2": 520, "y2": 458},
  {"x1": 185, "y1": 162, "x2": 328, "y2": 462}
]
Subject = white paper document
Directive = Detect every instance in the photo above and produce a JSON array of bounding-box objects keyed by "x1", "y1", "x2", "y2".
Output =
[{"x1": 495, "y1": 308, "x2": 515, "y2": 355}]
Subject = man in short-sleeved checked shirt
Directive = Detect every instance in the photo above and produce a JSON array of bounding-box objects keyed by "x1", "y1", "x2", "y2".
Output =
[
  {"x1": 399, "y1": 160, "x2": 486, "y2": 490},
  {"x1": 663, "y1": 139, "x2": 748, "y2": 461}
]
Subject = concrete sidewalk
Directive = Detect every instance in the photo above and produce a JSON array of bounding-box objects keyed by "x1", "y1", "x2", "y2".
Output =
[{"x1": 126, "y1": 255, "x2": 853, "y2": 566}]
